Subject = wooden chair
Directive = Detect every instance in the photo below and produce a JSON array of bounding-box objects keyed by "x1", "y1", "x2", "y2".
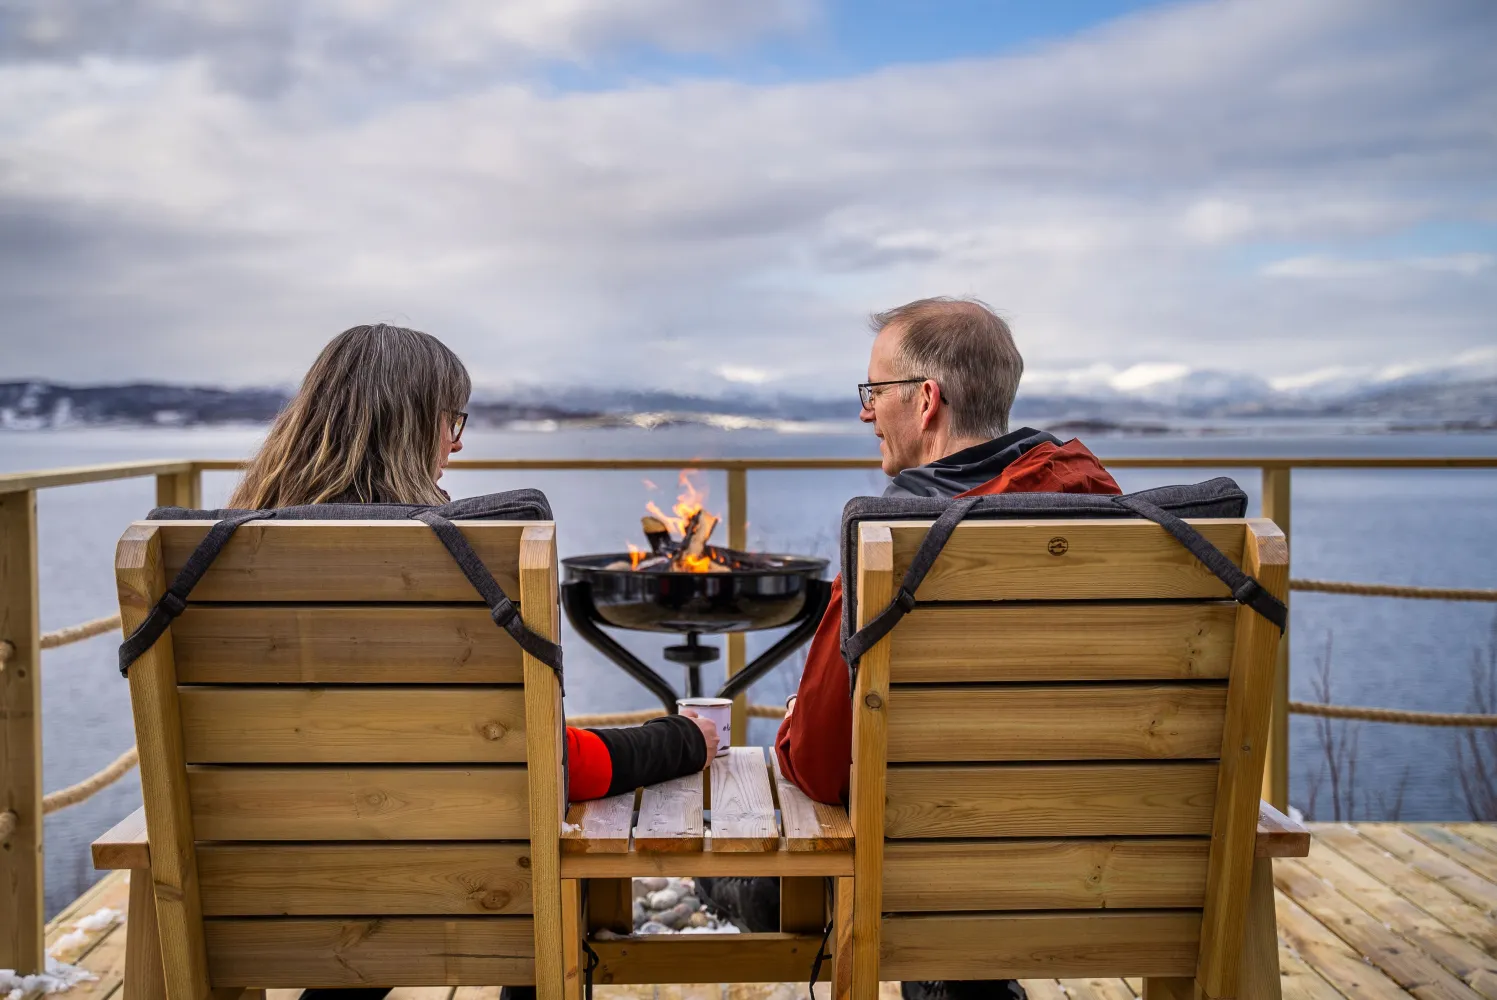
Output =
[
  {"x1": 105, "y1": 517, "x2": 566, "y2": 999},
  {"x1": 845, "y1": 516, "x2": 1303, "y2": 1000}
]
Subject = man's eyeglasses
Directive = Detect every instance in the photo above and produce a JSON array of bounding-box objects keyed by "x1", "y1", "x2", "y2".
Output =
[
  {"x1": 449, "y1": 411, "x2": 468, "y2": 443},
  {"x1": 858, "y1": 378, "x2": 930, "y2": 409}
]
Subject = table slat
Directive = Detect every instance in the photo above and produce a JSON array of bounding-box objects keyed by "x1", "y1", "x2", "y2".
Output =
[
  {"x1": 562, "y1": 791, "x2": 636, "y2": 854},
  {"x1": 633, "y1": 772, "x2": 704, "y2": 852},
  {"x1": 771, "y1": 752, "x2": 853, "y2": 852},
  {"x1": 710, "y1": 747, "x2": 778, "y2": 852}
]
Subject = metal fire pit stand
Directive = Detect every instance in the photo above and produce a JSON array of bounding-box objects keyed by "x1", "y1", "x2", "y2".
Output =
[{"x1": 561, "y1": 577, "x2": 832, "y2": 713}]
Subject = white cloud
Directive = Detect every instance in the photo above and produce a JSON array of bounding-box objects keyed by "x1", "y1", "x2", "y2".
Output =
[
  {"x1": 1262, "y1": 253, "x2": 1495, "y2": 279},
  {"x1": 0, "y1": 0, "x2": 1493, "y2": 392}
]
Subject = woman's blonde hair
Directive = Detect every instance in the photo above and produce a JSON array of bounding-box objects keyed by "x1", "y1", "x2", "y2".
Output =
[{"x1": 228, "y1": 324, "x2": 471, "y2": 509}]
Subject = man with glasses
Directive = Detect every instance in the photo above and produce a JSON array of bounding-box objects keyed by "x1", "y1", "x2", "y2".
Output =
[{"x1": 699, "y1": 298, "x2": 1121, "y2": 1000}]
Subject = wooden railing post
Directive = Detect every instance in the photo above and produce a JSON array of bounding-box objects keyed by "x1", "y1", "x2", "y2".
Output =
[
  {"x1": 1261, "y1": 465, "x2": 1291, "y2": 810},
  {"x1": 726, "y1": 466, "x2": 748, "y2": 745},
  {"x1": 0, "y1": 489, "x2": 43, "y2": 973},
  {"x1": 155, "y1": 465, "x2": 201, "y2": 510}
]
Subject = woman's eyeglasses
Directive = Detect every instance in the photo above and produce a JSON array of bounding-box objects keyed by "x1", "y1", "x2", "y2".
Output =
[
  {"x1": 858, "y1": 378, "x2": 930, "y2": 409},
  {"x1": 449, "y1": 411, "x2": 468, "y2": 443}
]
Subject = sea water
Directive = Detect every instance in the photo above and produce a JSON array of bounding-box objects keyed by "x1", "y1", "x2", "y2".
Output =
[{"x1": 3, "y1": 424, "x2": 1496, "y2": 915}]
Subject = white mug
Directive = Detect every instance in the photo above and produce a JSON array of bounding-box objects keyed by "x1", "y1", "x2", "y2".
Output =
[{"x1": 677, "y1": 696, "x2": 732, "y2": 756}]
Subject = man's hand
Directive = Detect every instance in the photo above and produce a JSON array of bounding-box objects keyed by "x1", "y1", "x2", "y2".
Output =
[{"x1": 680, "y1": 709, "x2": 719, "y2": 765}]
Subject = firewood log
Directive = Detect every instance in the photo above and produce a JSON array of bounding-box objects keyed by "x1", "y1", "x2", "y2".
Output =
[
  {"x1": 641, "y1": 515, "x2": 672, "y2": 554},
  {"x1": 678, "y1": 511, "x2": 719, "y2": 563}
]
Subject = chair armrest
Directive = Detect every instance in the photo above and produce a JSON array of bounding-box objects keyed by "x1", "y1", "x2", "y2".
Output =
[
  {"x1": 1255, "y1": 800, "x2": 1310, "y2": 858},
  {"x1": 92, "y1": 806, "x2": 150, "y2": 870}
]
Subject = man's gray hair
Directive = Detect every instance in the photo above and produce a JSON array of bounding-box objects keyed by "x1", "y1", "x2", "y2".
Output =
[{"x1": 870, "y1": 296, "x2": 1023, "y2": 439}]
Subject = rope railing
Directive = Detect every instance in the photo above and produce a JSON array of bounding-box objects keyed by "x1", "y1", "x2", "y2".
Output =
[
  {"x1": 40, "y1": 614, "x2": 121, "y2": 649},
  {"x1": 41, "y1": 747, "x2": 139, "y2": 814},
  {"x1": 1289, "y1": 701, "x2": 1497, "y2": 728},
  {"x1": 1291, "y1": 579, "x2": 1497, "y2": 602}
]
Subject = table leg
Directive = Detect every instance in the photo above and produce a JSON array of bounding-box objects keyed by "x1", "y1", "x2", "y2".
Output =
[
  {"x1": 124, "y1": 870, "x2": 165, "y2": 1000},
  {"x1": 1238, "y1": 857, "x2": 1283, "y2": 1000},
  {"x1": 833, "y1": 877, "x2": 853, "y2": 1000},
  {"x1": 563, "y1": 879, "x2": 584, "y2": 1000}
]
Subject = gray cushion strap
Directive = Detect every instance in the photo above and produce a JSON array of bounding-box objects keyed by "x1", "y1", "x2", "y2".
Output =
[
  {"x1": 118, "y1": 510, "x2": 272, "y2": 676},
  {"x1": 841, "y1": 496, "x2": 980, "y2": 668},
  {"x1": 1111, "y1": 494, "x2": 1287, "y2": 632},
  {"x1": 413, "y1": 510, "x2": 565, "y2": 687}
]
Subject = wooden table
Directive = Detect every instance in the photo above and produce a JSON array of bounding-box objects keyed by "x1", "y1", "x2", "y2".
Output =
[{"x1": 560, "y1": 747, "x2": 855, "y2": 999}]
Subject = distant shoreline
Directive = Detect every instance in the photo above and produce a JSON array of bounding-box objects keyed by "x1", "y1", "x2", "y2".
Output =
[{"x1": 3, "y1": 379, "x2": 1494, "y2": 437}]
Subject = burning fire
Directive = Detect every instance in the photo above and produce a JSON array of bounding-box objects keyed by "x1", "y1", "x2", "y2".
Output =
[
  {"x1": 616, "y1": 469, "x2": 727, "y2": 574},
  {"x1": 645, "y1": 470, "x2": 709, "y2": 538}
]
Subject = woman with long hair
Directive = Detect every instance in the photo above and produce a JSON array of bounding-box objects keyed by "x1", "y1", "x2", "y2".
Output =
[
  {"x1": 233, "y1": 324, "x2": 717, "y2": 1000},
  {"x1": 228, "y1": 323, "x2": 469, "y2": 508}
]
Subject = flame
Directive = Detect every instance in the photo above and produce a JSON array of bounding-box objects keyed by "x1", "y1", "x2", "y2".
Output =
[
  {"x1": 636, "y1": 469, "x2": 720, "y2": 573},
  {"x1": 626, "y1": 542, "x2": 646, "y2": 569},
  {"x1": 644, "y1": 469, "x2": 709, "y2": 538},
  {"x1": 678, "y1": 552, "x2": 713, "y2": 573}
]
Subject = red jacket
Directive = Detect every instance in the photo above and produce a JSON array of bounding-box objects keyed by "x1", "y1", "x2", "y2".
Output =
[{"x1": 774, "y1": 438, "x2": 1121, "y2": 804}]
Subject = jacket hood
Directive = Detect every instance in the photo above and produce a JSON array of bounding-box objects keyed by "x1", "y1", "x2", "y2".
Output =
[{"x1": 883, "y1": 426, "x2": 1061, "y2": 498}]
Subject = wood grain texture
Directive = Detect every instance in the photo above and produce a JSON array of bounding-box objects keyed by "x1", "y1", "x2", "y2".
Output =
[
  {"x1": 884, "y1": 763, "x2": 1219, "y2": 839},
  {"x1": 1273, "y1": 859, "x2": 1483, "y2": 1000},
  {"x1": 780, "y1": 877, "x2": 826, "y2": 934},
  {"x1": 588, "y1": 932, "x2": 826, "y2": 986},
  {"x1": 886, "y1": 684, "x2": 1227, "y2": 762},
  {"x1": 1292, "y1": 841, "x2": 1497, "y2": 991},
  {"x1": 882, "y1": 839, "x2": 1209, "y2": 912},
  {"x1": 179, "y1": 686, "x2": 527, "y2": 763},
  {"x1": 125, "y1": 865, "x2": 167, "y2": 1000},
  {"x1": 204, "y1": 917, "x2": 535, "y2": 987},
  {"x1": 1311, "y1": 824, "x2": 1497, "y2": 954},
  {"x1": 850, "y1": 521, "x2": 894, "y2": 1000},
  {"x1": 888, "y1": 603, "x2": 1235, "y2": 683},
  {"x1": 889, "y1": 519, "x2": 1246, "y2": 602},
  {"x1": 187, "y1": 765, "x2": 530, "y2": 840},
  {"x1": 632, "y1": 772, "x2": 704, "y2": 852},
  {"x1": 117, "y1": 522, "x2": 214, "y2": 1000},
  {"x1": 772, "y1": 751, "x2": 853, "y2": 852},
  {"x1": 879, "y1": 911, "x2": 1202, "y2": 981},
  {"x1": 561, "y1": 791, "x2": 635, "y2": 854},
  {"x1": 197, "y1": 843, "x2": 533, "y2": 916},
  {"x1": 156, "y1": 521, "x2": 527, "y2": 602},
  {"x1": 518, "y1": 524, "x2": 565, "y2": 1000},
  {"x1": 1196, "y1": 519, "x2": 1289, "y2": 1000},
  {"x1": 1256, "y1": 801, "x2": 1311, "y2": 858},
  {"x1": 709, "y1": 747, "x2": 778, "y2": 852},
  {"x1": 559, "y1": 849, "x2": 851, "y2": 878},
  {"x1": 173, "y1": 605, "x2": 523, "y2": 685},
  {"x1": 92, "y1": 807, "x2": 149, "y2": 871},
  {"x1": 0, "y1": 489, "x2": 42, "y2": 972},
  {"x1": 1240, "y1": 857, "x2": 1284, "y2": 1000}
]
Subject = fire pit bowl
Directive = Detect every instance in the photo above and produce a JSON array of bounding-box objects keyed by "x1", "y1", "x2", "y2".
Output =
[
  {"x1": 562, "y1": 548, "x2": 828, "y2": 632},
  {"x1": 560, "y1": 547, "x2": 832, "y2": 711}
]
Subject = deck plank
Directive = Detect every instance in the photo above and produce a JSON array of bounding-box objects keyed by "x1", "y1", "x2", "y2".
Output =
[
  {"x1": 1312, "y1": 825, "x2": 1497, "y2": 952},
  {"x1": 1279, "y1": 946, "x2": 1350, "y2": 1000},
  {"x1": 1356, "y1": 824, "x2": 1497, "y2": 914},
  {"x1": 1294, "y1": 848, "x2": 1497, "y2": 998},
  {"x1": 1403, "y1": 825, "x2": 1497, "y2": 885},
  {"x1": 1272, "y1": 859, "x2": 1486, "y2": 1000},
  {"x1": 1274, "y1": 890, "x2": 1410, "y2": 1000}
]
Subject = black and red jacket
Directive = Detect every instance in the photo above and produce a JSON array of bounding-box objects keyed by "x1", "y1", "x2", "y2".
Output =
[{"x1": 567, "y1": 715, "x2": 707, "y2": 801}]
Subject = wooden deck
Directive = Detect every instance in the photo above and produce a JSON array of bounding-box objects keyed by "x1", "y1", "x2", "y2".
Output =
[{"x1": 50, "y1": 822, "x2": 1497, "y2": 1000}]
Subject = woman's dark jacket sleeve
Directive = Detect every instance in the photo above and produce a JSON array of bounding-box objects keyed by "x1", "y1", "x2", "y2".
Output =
[{"x1": 566, "y1": 715, "x2": 708, "y2": 801}]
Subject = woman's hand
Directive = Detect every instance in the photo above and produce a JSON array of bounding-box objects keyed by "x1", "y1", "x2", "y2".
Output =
[{"x1": 680, "y1": 709, "x2": 720, "y2": 765}]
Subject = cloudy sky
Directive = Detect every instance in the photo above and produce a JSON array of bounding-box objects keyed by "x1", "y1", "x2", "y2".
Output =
[{"x1": 2, "y1": 0, "x2": 1494, "y2": 396}]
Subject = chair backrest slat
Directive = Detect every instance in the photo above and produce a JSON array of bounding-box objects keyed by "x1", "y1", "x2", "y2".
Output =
[
  {"x1": 849, "y1": 515, "x2": 1287, "y2": 995},
  {"x1": 119, "y1": 518, "x2": 561, "y2": 996}
]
